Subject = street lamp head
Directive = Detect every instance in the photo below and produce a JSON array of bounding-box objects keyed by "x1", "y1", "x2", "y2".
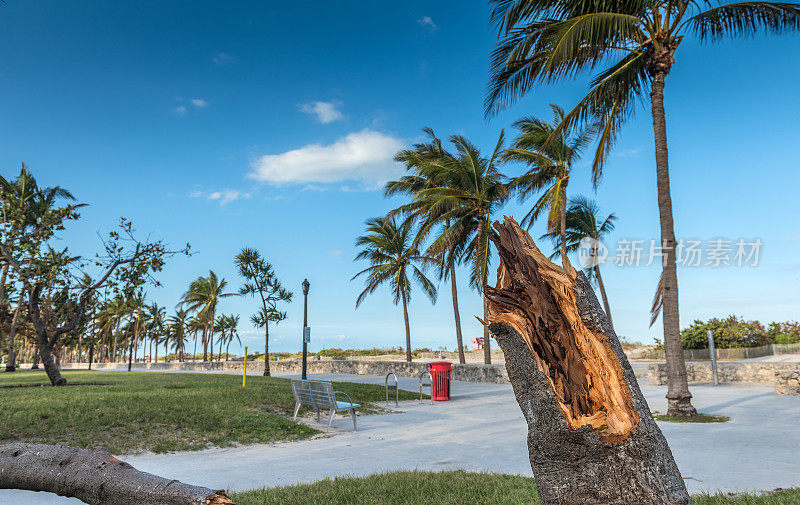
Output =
[{"x1": 302, "y1": 279, "x2": 310, "y2": 295}]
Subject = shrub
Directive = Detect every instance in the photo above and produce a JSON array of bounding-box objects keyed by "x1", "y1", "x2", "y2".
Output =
[
  {"x1": 768, "y1": 321, "x2": 800, "y2": 344},
  {"x1": 681, "y1": 316, "x2": 769, "y2": 349}
]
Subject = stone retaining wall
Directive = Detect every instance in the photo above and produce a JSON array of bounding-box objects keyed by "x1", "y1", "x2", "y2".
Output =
[
  {"x1": 648, "y1": 362, "x2": 799, "y2": 385},
  {"x1": 775, "y1": 370, "x2": 800, "y2": 396},
  {"x1": 58, "y1": 359, "x2": 509, "y2": 384},
  {"x1": 637, "y1": 343, "x2": 800, "y2": 362}
]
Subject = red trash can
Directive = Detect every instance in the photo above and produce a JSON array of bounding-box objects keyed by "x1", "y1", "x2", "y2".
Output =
[{"x1": 429, "y1": 361, "x2": 452, "y2": 401}]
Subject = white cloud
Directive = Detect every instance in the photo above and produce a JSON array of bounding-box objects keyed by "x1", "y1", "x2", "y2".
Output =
[
  {"x1": 616, "y1": 148, "x2": 642, "y2": 158},
  {"x1": 212, "y1": 52, "x2": 235, "y2": 65},
  {"x1": 317, "y1": 334, "x2": 348, "y2": 342},
  {"x1": 249, "y1": 129, "x2": 404, "y2": 188},
  {"x1": 208, "y1": 190, "x2": 241, "y2": 205},
  {"x1": 172, "y1": 106, "x2": 187, "y2": 115},
  {"x1": 191, "y1": 98, "x2": 208, "y2": 108},
  {"x1": 192, "y1": 189, "x2": 246, "y2": 205},
  {"x1": 299, "y1": 101, "x2": 344, "y2": 124},
  {"x1": 416, "y1": 16, "x2": 437, "y2": 30}
]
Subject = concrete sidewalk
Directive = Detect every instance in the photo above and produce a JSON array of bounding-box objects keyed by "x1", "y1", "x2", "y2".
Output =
[{"x1": 4, "y1": 373, "x2": 799, "y2": 503}]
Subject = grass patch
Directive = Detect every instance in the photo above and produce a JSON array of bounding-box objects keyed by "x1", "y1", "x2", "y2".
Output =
[
  {"x1": 653, "y1": 411, "x2": 730, "y2": 423},
  {"x1": 0, "y1": 370, "x2": 422, "y2": 454},
  {"x1": 230, "y1": 471, "x2": 800, "y2": 505}
]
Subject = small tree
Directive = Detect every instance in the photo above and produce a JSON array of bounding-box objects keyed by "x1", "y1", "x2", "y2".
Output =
[
  {"x1": 235, "y1": 248, "x2": 292, "y2": 376},
  {"x1": 0, "y1": 218, "x2": 188, "y2": 385}
]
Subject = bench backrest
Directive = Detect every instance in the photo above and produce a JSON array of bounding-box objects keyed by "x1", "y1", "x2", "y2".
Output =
[{"x1": 291, "y1": 379, "x2": 335, "y2": 407}]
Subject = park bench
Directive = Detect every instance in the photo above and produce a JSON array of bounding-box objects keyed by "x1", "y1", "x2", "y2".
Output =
[{"x1": 291, "y1": 379, "x2": 360, "y2": 431}]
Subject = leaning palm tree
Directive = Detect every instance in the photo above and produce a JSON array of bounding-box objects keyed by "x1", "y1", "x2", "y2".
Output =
[
  {"x1": 388, "y1": 128, "x2": 469, "y2": 363},
  {"x1": 504, "y1": 105, "x2": 595, "y2": 268},
  {"x1": 396, "y1": 134, "x2": 509, "y2": 364},
  {"x1": 541, "y1": 196, "x2": 617, "y2": 329},
  {"x1": 352, "y1": 217, "x2": 438, "y2": 362},
  {"x1": 485, "y1": 0, "x2": 800, "y2": 416}
]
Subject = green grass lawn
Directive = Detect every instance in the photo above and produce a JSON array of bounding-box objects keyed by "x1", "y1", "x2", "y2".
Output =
[
  {"x1": 230, "y1": 471, "x2": 800, "y2": 505},
  {"x1": 0, "y1": 370, "x2": 422, "y2": 454},
  {"x1": 653, "y1": 412, "x2": 731, "y2": 423}
]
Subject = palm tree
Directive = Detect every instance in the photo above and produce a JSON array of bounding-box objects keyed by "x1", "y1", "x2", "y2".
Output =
[
  {"x1": 168, "y1": 309, "x2": 189, "y2": 361},
  {"x1": 395, "y1": 134, "x2": 509, "y2": 363},
  {"x1": 98, "y1": 296, "x2": 126, "y2": 362},
  {"x1": 388, "y1": 128, "x2": 469, "y2": 363},
  {"x1": 179, "y1": 271, "x2": 234, "y2": 361},
  {"x1": 352, "y1": 217, "x2": 438, "y2": 362},
  {"x1": 235, "y1": 248, "x2": 292, "y2": 375},
  {"x1": 486, "y1": 0, "x2": 800, "y2": 416},
  {"x1": 541, "y1": 196, "x2": 617, "y2": 329},
  {"x1": 146, "y1": 303, "x2": 165, "y2": 362},
  {"x1": 216, "y1": 314, "x2": 240, "y2": 361},
  {"x1": 187, "y1": 315, "x2": 205, "y2": 361},
  {"x1": 504, "y1": 105, "x2": 595, "y2": 268}
]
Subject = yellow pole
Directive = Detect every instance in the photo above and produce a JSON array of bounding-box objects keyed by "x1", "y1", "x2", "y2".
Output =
[{"x1": 243, "y1": 346, "x2": 247, "y2": 388}]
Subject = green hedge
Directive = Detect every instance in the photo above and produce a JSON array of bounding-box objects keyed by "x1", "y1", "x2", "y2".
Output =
[{"x1": 681, "y1": 316, "x2": 800, "y2": 349}]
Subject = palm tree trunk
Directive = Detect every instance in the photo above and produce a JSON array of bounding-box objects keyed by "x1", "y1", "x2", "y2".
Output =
[
  {"x1": 559, "y1": 195, "x2": 569, "y2": 268},
  {"x1": 202, "y1": 323, "x2": 208, "y2": 361},
  {"x1": 651, "y1": 71, "x2": 696, "y2": 417},
  {"x1": 263, "y1": 324, "x2": 270, "y2": 376},
  {"x1": 5, "y1": 298, "x2": 22, "y2": 372},
  {"x1": 450, "y1": 263, "x2": 466, "y2": 364},
  {"x1": 111, "y1": 320, "x2": 120, "y2": 363},
  {"x1": 483, "y1": 294, "x2": 491, "y2": 364},
  {"x1": 31, "y1": 342, "x2": 40, "y2": 369},
  {"x1": 594, "y1": 265, "x2": 614, "y2": 331},
  {"x1": 401, "y1": 291, "x2": 412, "y2": 363}
]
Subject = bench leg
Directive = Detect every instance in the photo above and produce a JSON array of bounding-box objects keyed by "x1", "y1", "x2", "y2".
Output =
[
  {"x1": 327, "y1": 409, "x2": 335, "y2": 430},
  {"x1": 316, "y1": 406, "x2": 320, "y2": 422},
  {"x1": 292, "y1": 403, "x2": 301, "y2": 421},
  {"x1": 350, "y1": 408, "x2": 357, "y2": 431}
]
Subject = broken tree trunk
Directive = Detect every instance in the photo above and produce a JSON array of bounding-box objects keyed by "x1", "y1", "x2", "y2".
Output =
[
  {"x1": 485, "y1": 217, "x2": 690, "y2": 505},
  {"x1": 0, "y1": 443, "x2": 235, "y2": 505}
]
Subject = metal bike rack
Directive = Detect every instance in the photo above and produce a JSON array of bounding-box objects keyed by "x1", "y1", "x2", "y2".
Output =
[
  {"x1": 419, "y1": 371, "x2": 433, "y2": 404},
  {"x1": 385, "y1": 372, "x2": 398, "y2": 406}
]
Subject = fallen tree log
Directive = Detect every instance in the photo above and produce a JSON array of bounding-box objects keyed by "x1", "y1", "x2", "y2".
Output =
[
  {"x1": 0, "y1": 443, "x2": 234, "y2": 505},
  {"x1": 485, "y1": 217, "x2": 690, "y2": 505}
]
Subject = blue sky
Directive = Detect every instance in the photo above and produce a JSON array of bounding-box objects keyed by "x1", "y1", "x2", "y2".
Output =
[{"x1": 1, "y1": 1, "x2": 798, "y2": 355}]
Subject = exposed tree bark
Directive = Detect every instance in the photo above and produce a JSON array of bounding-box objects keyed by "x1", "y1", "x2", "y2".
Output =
[
  {"x1": 650, "y1": 71, "x2": 696, "y2": 417},
  {"x1": 485, "y1": 217, "x2": 689, "y2": 505},
  {"x1": 401, "y1": 291, "x2": 412, "y2": 363},
  {"x1": 593, "y1": 265, "x2": 614, "y2": 331},
  {"x1": 449, "y1": 263, "x2": 466, "y2": 364},
  {"x1": 0, "y1": 443, "x2": 234, "y2": 505}
]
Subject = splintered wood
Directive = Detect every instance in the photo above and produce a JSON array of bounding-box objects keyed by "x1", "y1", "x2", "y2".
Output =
[{"x1": 486, "y1": 217, "x2": 639, "y2": 443}]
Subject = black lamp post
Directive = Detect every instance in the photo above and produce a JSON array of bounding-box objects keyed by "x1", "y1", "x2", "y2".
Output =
[{"x1": 301, "y1": 279, "x2": 310, "y2": 380}]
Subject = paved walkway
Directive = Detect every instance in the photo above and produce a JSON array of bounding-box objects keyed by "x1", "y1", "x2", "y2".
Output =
[{"x1": 4, "y1": 372, "x2": 799, "y2": 503}]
